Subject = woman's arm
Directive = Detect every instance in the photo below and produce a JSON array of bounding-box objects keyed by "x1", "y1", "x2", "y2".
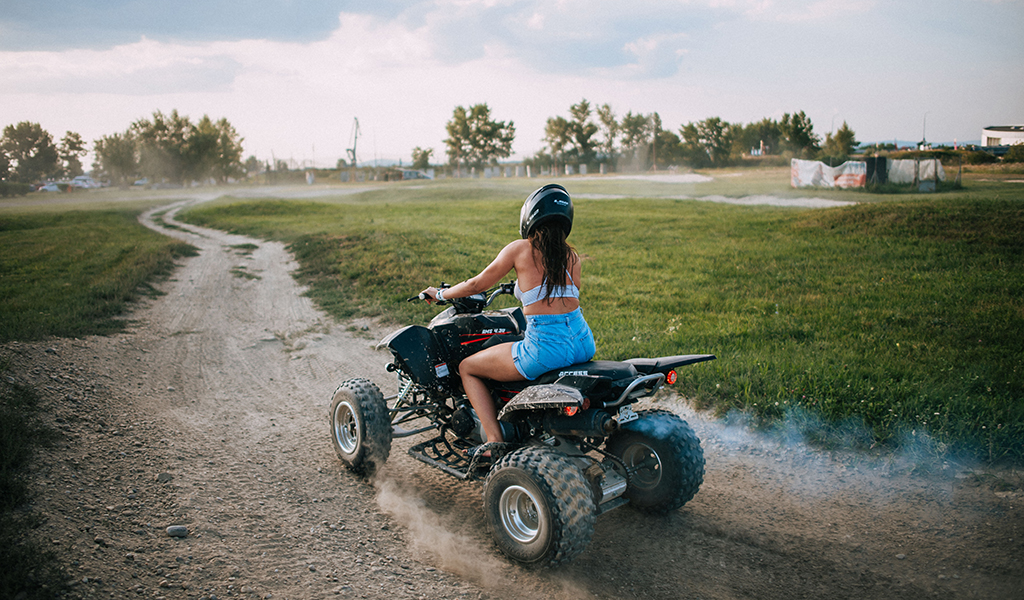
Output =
[{"x1": 423, "y1": 240, "x2": 524, "y2": 302}]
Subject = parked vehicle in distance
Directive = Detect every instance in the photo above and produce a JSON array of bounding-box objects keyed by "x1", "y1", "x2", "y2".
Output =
[{"x1": 70, "y1": 175, "x2": 101, "y2": 189}]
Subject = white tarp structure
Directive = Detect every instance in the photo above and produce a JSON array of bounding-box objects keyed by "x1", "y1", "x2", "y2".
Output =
[
  {"x1": 791, "y1": 159, "x2": 867, "y2": 188},
  {"x1": 887, "y1": 159, "x2": 946, "y2": 184},
  {"x1": 792, "y1": 158, "x2": 946, "y2": 188}
]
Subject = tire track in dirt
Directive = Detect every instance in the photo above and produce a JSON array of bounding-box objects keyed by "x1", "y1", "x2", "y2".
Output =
[{"x1": 129, "y1": 196, "x2": 582, "y2": 600}]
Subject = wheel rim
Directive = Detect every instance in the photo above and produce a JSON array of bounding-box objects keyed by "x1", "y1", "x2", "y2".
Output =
[
  {"x1": 499, "y1": 485, "x2": 541, "y2": 544},
  {"x1": 621, "y1": 442, "x2": 663, "y2": 491},
  {"x1": 332, "y1": 399, "x2": 359, "y2": 454}
]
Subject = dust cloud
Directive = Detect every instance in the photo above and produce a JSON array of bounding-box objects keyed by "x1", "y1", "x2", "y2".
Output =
[{"x1": 373, "y1": 474, "x2": 510, "y2": 587}]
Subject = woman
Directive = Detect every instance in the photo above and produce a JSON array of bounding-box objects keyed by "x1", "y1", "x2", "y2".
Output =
[{"x1": 422, "y1": 184, "x2": 596, "y2": 447}]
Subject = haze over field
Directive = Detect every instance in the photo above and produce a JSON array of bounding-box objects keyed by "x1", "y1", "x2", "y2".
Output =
[{"x1": 2, "y1": 0, "x2": 1022, "y2": 166}]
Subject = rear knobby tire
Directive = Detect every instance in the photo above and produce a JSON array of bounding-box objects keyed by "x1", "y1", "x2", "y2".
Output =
[
  {"x1": 605, "y1": 409, "x2": 704, "y2": 514},
  {"x1": 329, "y1": 378, "x2": 392, "y2": 476},
  {"x1": 483, "y1": 446, "x2": 596, "y2": 567}
]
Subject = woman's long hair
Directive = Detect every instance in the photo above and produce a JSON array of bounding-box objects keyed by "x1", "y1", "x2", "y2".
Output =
[{"x1": 529, "y1": 223, "x2": 577, "y2": 301}]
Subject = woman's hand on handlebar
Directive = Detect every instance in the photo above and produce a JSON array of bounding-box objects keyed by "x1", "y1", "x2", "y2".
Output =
[{"x1": 410, "y1": 286, "x2": 444, "y2": 304}]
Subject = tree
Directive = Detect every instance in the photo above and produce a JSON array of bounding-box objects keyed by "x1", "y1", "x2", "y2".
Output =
[
  {"x1": 654, "y1": 129, "x2": 683, "y2": 170},
  {"x1": 543, "y1": 115, "x2": 571, "y2": 173},
  {"x1": 182, "y1": 115, "x2": 221, "y2": 183},
  {"x1": 736, "y1": 117, "x2": 784, "y2": 156},
  {"x1": 1004, "y1": 143, "x2": 1024, "y2": 163},
  {"x1": 130, "y1": 110, "x2": 244, "y2": 185},
  {"x1": 93, "y1": 131, "x2": 139, "y2": 188},
  {"x1": 821, "y1": 121, "x2": 859, "y2": 159},
  {"x1": 524, "y1": 148, "x2": 554, "y2": 172},
  {"x1": 132, "y1": 110, "x2": 192, "y2": 184},
  {"x1": 444, "y1": 104, "x2": 515, "y2": 171},
  {"x1": 567, "y1": 99, "x2": 599, "y2": 167},
  {"x1": 620, "y1": 111, "x2": 654, "y2": 170},
  {"x1": 861, "y1": 142, "x2": 896, "y2": 153},
  {"x1": 679, "y1": 117, "x2": 733, "y2": 167},
  {"x1": 411, "y1": 147, "x2": 433, "y2": 170},
  {"x1": 595, "y1": 103, "x2": 619, "y2": 167},
  {"x1": 245, "y1": 156, "x2": 263, "y2": 175},
  {"x1": 210, "y1": 117, "x2": 244, "y2": 183},
  {"x1": 0, "y1": 121, "x2": 60, "y2": 183},
  {"x1": 781, "y1": 111, "x2": 820, "y2": 157},
  {"x1": 648, "y1": 113, "x2": 662, "y2": 170},
  {"x1": 59, "y1": 131, "x2": 87, "y2": 178}
]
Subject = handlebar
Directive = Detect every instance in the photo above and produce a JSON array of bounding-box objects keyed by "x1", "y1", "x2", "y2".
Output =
[
  {"x1": 408, "y1": 281, "x2": 516, "y2": 310},
  {"x1": 487, "y1": 282, "x2": 516, "y2": 306}
]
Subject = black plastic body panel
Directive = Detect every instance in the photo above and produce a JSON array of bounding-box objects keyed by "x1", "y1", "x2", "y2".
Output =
[{"x1": 625, "y1": 354, "x2": 716, "y2": 374}]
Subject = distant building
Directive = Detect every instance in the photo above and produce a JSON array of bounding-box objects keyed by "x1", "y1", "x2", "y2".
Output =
[{"x1": 981, "y1": 125, "x2": 1024, "y2": 146}]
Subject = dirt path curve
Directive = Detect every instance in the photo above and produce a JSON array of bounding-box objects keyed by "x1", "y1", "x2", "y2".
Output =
[{"x1": 4, "y1": 189, "x2": 1022, "y2": 600}]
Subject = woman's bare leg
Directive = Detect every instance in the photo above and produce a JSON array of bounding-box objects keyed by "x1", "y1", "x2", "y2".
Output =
[{"x1": 458, "y1": 343, "x2": 523, "y2": 443}]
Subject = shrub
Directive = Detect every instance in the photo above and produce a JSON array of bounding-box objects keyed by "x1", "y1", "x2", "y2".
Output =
[
  {"x1": 0, "y1": 182, "x2": 32, "y2": 197},
  {"x1": 1003, "y1": 144, "x2": 1024, "y2": 163}
]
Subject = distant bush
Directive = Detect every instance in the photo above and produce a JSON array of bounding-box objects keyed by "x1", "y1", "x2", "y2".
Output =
[
  {"x1": 738, "y1": 155, "x2": 790, "y2": 168},
  {"x1": 891, "y1": 149, "x2": 998, "y2": 166},
  {"x1": 1003, "y1": 144, "x2": 1024, "y2": 163},
  {"x1": 0, "y1": 182, "x2": 31, "y2": 197}
]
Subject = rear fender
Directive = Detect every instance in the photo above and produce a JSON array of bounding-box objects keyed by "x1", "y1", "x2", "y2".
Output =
[
  {"x1": 496, "y1": 384, "x2": 583, "y2": 421},
  {"x1": 625, "y1": 354, "x2": 716, "y2": 374}
]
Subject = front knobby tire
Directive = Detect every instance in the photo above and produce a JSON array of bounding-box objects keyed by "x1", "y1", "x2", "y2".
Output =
[
  {"x1": 483, "y1": 446, "x2": 596, "y2": 568},
  {"x1": 606, "y1": 409, "x2": 704, "y2": 514},
  {"x1": 329, "y1": 378, "x2": 392, "y2": 476}
]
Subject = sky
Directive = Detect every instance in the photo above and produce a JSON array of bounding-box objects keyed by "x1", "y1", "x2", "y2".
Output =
[{"x1": 2, "y1": 0, "x2": 1022, "y2": 168}]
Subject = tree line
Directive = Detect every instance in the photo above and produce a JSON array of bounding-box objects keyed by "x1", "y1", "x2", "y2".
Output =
[
  {"x1": 0, "y1": 110, "x2": 245, "y2": 189},
  {"x1": 16, "y1": 100, "x2": 1005, "y2": 190},
  {"x1": 438, "y1": 100, "x2": 860, "y2": 172}
]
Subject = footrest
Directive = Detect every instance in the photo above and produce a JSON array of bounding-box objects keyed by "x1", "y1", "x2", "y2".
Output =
[
  {"x1": 408, "y1": 436, "x2": 513, "y2": 481},
  {"x1": 408, "y1": 435, "x2": 475, "y2": 480}
]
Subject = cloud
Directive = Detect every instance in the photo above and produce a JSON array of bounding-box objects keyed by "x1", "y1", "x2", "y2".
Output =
[
  {"x1": 740, "y1": 0, "x2": 876, "y2": 22},
  {"x1": 0, "y1": 38, "x2": 243, "y2": 95},
  {"x1": 0, "y1": 0, "x2": 353, "y2": 50},
  {"x1": 1, "y1": 0, "x2": 1019, "y2": 165}
]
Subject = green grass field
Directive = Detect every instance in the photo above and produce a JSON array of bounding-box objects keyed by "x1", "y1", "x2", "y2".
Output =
[
  {"x1": 0, "y1": 208, "x2": 197, "y2": 341},
  {"x1": 2, "y1": 172, "x2": 1021, "y2": 460},
  {"x1": 177, "y1": 174, "x2": 1024, "y2": 460}
]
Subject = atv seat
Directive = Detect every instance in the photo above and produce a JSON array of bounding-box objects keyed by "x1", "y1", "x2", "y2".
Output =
[
  {"x1": 533, "y1": 360, "x2": 639, "y2": 384},
  {"x1": 490, "y1": 360, "x2": 640, "y2": 400}
]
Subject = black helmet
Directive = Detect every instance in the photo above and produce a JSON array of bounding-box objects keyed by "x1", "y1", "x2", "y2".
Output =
[{"x1": 520, "y1": 183, "x2": 573, "y2": 239}]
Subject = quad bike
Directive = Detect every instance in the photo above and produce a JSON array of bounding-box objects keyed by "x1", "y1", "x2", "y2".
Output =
[{"x1": 329, "y1": 282, "x2": 714, "y2": 567}]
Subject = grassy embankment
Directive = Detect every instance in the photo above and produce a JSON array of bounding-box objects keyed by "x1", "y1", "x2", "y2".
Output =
[
  {"x1": 180, "y1": 175, "x2": 1023, "y2": 461},
  {"x1": 0, "y1": 205, "x2": 196, "y2": 598}
]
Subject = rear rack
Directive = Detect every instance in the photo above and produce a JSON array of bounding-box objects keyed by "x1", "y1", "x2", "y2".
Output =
[{"x1": 604, "y1": 372, "x2": 665, "y2": 408}]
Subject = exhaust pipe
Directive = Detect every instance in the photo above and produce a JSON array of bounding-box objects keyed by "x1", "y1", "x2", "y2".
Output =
[{"x1": 543, "y1": 409, "x2": 617, "y2": 438}]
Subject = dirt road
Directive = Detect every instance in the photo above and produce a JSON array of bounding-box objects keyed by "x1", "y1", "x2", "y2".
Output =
[{"x1": 4, "y1": 190, "x2": 1022, "y2": 599}]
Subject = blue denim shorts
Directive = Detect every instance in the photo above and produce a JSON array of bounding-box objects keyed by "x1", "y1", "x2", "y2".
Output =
[{"x1": 511, "y1": 308, "x2": 596, "y2": 380}]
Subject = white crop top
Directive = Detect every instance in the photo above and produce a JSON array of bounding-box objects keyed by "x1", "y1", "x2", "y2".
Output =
[{"x1": 513, "y1": 270, "x2": 580, "y2": 307}]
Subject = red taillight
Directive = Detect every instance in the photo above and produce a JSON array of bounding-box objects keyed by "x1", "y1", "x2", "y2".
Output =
[
  {"x1": 563, "y1": 405, "x2": 579, "y2": 417},
  {"x1": 666, "y1": 370, "x2": 678, "y2": 385}
]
